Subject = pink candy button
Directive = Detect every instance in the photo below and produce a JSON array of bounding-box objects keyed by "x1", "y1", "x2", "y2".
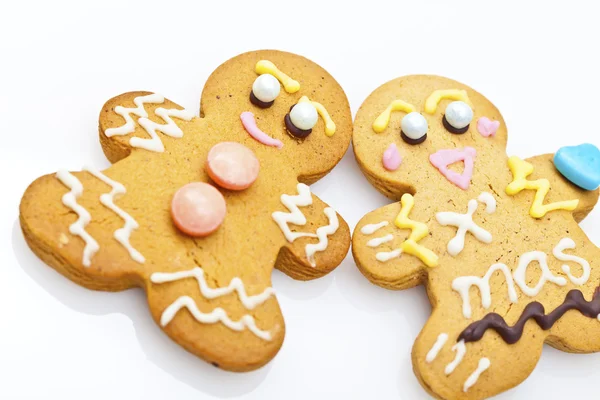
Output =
[
  {"x1": 206, "y1": 142, "x2": 260, "y2": 190},
  {"x1": 171, "y1": 182, "x2": 226, "y2": 237}
]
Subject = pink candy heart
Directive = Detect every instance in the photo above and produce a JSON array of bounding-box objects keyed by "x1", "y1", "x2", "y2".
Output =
[{"x1": 477, "y1": 117, "x2": 500, "y2": 137}]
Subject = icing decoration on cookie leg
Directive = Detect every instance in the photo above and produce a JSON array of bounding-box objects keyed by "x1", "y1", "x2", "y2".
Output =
[
  {"x1": 506, "y1": 156, "x2": 579, "y2": 218},
  {"x1": 436, "y1": 193, "x2": 496, "y2": 256},
  {"x1": 160, "y1": 296, "x2": 272, "y2": 341},
  {"x1": 463, "y1": 358, "x2": 490, "y2": 392},
  {"x1": 382, "y1": 143, "x2": 402, "y2": 171},
  {"x1": 554, "y1": 143, "x2": 600, "y2": 191},
  {"x1": 513, "y1": 251, "x2": 567, "y2": 297},
  {"x1": 298, "y1": 96, "x2": 336, "y2": 136},
  {"x1": 458, "y1": 287, "x2": 600, "y2": 345},
  {"x1": 376, "y1": 248, "x2": 402, "y2": 262},
  {"x1": 372, "y1": 99, "x2": 416, "y2": 133},
  {"x1": 477, "y1": 117, "x2": 500, "y2": 138},
  {"x1": 445, "y1": 340, "x2": 466, "y2": 375},
  {"x1": 429, "y1": 147, "x2": 476, "y2": 190},
  {"x1": 424, "y1": 89, "x2": 472, "y2": 114},
  {"x1": 240, "y1": 112, "x2": 284, "y2": 149},
  {"x1": 83, "y1": 166, "x2": 145, "y2": 264},
  {"x1": 105, "y1": 93, "x2": 194, "y2": 153},
  {"x1": 150, "y1": 267, "x2": 275, "y2": 310},
  {"x1": 305, "y1": 208, "x2": 339, "y2": 267},
  {"x1": 394, "y1": 194, "x2": 439, "y2": 267},
  {"x1": 452, "y1": 263, "x2": 518, "y2": 319},
  {"x1": 360, "y1": 221, "x2": 389, "y2": 235},
  {"x1": 255, "y1": 60, "x2": 300, "y2": 93},
  {"x1": 426, "y1": 333, "x2": 448, "y2": 363},
  {"x1": 553, "y1": 238, "x2": 590, "y2": 285},
  {"x1": 56, "y1": 170, "x2": 99, "y2": 267}
]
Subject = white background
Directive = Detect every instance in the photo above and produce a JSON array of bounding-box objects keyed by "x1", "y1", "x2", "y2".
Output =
[{"x1": 1, "y1": 1, "x2": 599, "y2": 399}]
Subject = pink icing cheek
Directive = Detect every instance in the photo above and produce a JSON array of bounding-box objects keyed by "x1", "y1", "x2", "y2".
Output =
[
  {"x1": 382, "y1": 143, "x2": 402, "y2": 171},
  {"x1": 171, "y1": 182, "x2": 227, "y2": 237},
  {"x1": 477, "y1": 117, "x2": 500, "y2": 137},
  {"x1": 206, "y1": 142, "x2": 260, "y2": 191}
]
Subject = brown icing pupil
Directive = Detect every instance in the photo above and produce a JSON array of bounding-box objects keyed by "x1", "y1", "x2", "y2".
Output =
[
  {"x1": 442, "y1": 115, "x2": 469, "y2": 134},
  {"x1": 250, "y1": 91, "x2": 274, "y2": 108}
]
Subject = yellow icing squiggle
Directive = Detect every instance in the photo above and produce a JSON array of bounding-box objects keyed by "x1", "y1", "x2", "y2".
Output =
[
  {"x1": 255, "y1": 60, "x2": 300, "y2": 93},
  {"x1": 506, "y1": 156, "x2": 579, "y2": 218},
  {"x1": 394, "y1": 194, "x2": 439, "y2": 267},
  {"x1": 299, "y1": 96, "x2": 336, "y2": 136},
  {"x1": 425, "y1": 89, "x2": 471, "y2": 114},
  {"x1": 372, "y1": 99, "x2": 416, "y2": 133}
]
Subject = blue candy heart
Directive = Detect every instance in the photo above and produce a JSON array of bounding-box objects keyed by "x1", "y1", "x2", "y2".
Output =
[{"x1": 554, "y1": 143, "x2": 600, "y2": 191}]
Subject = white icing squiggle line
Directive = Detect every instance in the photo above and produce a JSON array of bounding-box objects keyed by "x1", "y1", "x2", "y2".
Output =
[
  {"x1": 513, "y1": 251, "x2": 567, "y2": 297},
  {"x1": 56, "y1": 170, "x2": 100, "y2": 267},
  {"x1": 305, "y1": 208, "x2": 339, "y2": 267},
  {"x1": 463, "y1": 358, "x2": 491, "y2": 392},
  {"x1": 426, "y1": 333, "x2": 448, "y2": 363},
  {"x1": 160, "y1": 296, "x2": 272, "y2": 341},
  {"x1": 452, "y1": 263, "x2": 518, "y2": 319},
  {"x1": 367, "y1": 234, "x2": 393, "y2": 247},
  {"x1": 84, "y1": 166, "x2": 144, "y2": 264},
  {"x1": 360, "y1": 221, "x2": 388, "y2": 235},
  {"x1": 553, "y1": 238, "x2": 590, "y2": 285},
  {"x1": 444, "y1": 340, "x2": 466, "y2": 375},
  {"x1": 272, "y1": 183, "x2": 318, "y2": 242},
  {"x1": 105, "y1": 93, "x2": 194, "y2": 153},
  {"x1": 376, "y1": 248, "x2": 402, "y2": 262},
  {"x1": 150, "y1": 267, "x2": 275, "y2": 310}
]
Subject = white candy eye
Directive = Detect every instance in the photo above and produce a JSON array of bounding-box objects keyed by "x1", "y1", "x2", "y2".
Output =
[
  {"x1": 444, "y1": 101, "x2": 473, "y2": 131},
  {"x1": 290, "y1": 102, "x2": 318, "y2": 131},
  {"x1": 401, "y1": 112, "x2": 428, "y2": 144},
  {"x1": 252, "y1": 74, "x2": 281, "y2": 103}
]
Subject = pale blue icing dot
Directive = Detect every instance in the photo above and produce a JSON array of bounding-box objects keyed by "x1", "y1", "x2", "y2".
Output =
[{"x1": 554, "y1": 143, "x2": 600, "y2": 191}]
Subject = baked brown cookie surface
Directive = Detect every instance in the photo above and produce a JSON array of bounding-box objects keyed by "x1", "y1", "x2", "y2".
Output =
[
  {"x1": 20, "y1": 50, "x2": 352, "y2": 372},
  {"x1": 352, "y1": 75, "x2": 600, "y2": 399}
]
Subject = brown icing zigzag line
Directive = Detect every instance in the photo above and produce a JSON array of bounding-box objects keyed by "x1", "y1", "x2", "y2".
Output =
[{"x1": 458, "y1": 287, "x2": 600, "y2": 344}]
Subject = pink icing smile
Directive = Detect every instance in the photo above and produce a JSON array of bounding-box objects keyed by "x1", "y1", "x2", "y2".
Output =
[
  {"x1": 477, "y1": 117, "x2": 500, "y2": 137},
  {"x1": 382, "y1": 143, "x2": 402, "y2": 171},
  {"x1": 429, "y1": 147, "x2": 477, "y2": 190},
  {"x1": 240, "y1": 111, "x2": 283, "y2": 149}
]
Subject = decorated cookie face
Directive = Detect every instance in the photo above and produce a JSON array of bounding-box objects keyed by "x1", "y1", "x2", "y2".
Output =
[
  {"x1": 19, "y1": 50, "x2": 352, "y2": 371},
  {"x1": 352, "y1": 75, "x2": 600, "y2": 399}
]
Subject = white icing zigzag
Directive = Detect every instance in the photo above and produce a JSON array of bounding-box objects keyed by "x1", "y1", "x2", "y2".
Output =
[
  {"x1": 150, "y1": 267, "x2": 275, "y2": 310},
  {"x1": 150, "y1": 267, "x2": 275, "y2": 341},
  {"x1": 105, "y1": 93, "x2": 194, "y2": 153},
  {"x1": 56, "y1": 170, "x2": 99, "y2": 267},
  {"x1": 272, "y1": 183, "x2": 340, "y2": 267},
  {"x1": 160, "y1": 296, "x2": 272, "y2": 341},
  {"x1": 83, "y1": 166, "x2": 145, "y2": 264}
]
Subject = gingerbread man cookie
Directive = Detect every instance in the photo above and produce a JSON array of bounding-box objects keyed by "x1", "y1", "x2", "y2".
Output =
[
  {"x1": 19, "y1": 50, "x2": 352, "y2": 371},
  {"x1": 352, "y1": 75, "x2": 600, "y2": 399}
]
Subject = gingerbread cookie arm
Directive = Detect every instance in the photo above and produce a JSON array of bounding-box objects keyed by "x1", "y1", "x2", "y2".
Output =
[
  {"x1": 99, "y1": 91, "x2": 196, "y2": 163},
  {"x1": 272, "y1": 186, "x2": 350, "y2": 281},
  {"x1": 145, "y1": 271, "x2": 284, "y2": 371},
  {"x1": 352, "y1": 201, "x2": 435, "y2": 290},
  {"x1": 524, "y1": 154, "x2": 599, "y2": 221}
]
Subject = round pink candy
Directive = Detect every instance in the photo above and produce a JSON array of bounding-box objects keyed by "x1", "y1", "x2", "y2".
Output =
[
  {"x1": 171, "y1": 182, "x2": 226, "y2": 237},
  {"x1": 206, "y1": 142, "x2": 260, "y2": 190}
]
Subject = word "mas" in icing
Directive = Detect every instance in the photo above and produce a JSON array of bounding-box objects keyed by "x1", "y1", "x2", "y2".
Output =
[
  {"x1": 436, "y1": 192, "x2": 496, "y2": 256},
  {"x1": 150, "y1": 267, "x2": 275, "y2": 341},
  {"x1": 105, "y1": 93, "x2": 194, "y2": 153},
  {"x1": 272, "y1": 183, "x2": 340, "y2": 267},
  {"x1": 506, "y1": 156, "x2": 579, "y2": 218},
  {"x1": 452, "y1": 239, "x2": 589, "y2": 318}
]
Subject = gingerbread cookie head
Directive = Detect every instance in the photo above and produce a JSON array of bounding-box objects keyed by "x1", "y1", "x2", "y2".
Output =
[
  {"x1": 19, "y1": 50, "x2": 352, "y2": 372},
  {"x1": 352, "y1": 75, "x2": 600, "y2": 398}
]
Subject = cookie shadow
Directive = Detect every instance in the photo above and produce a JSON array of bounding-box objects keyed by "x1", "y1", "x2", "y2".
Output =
[{"x1": 11, "y1": 219, "x2": 271, "y2": 398}]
